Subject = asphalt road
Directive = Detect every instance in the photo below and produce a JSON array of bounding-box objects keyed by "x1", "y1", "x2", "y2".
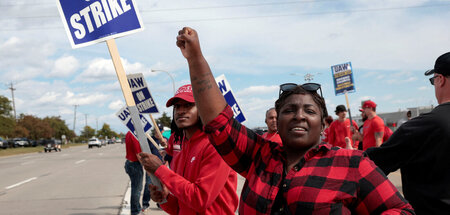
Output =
[{"x1": 0, "y1": 144, "x2": 129, "y2": 215}]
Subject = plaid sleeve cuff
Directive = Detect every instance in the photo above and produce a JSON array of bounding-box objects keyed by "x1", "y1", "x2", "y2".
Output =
[{"x1": 204, "y1": 105, "x2": 233, "y2": 134}]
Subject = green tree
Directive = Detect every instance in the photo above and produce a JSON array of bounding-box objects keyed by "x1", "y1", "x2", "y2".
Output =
[
  {"x1": 17, "y1": 115, "x2": 53, "y2": 139},
  {"x1": 0, "y1": 95, "x2": 13, "y2": 117},
  {"x1": 44, "y1": 116, "x2": 74, "y2": 140},
  {"x1": 97, "y1": 123, "x2": 118, "y2": 139},
  {"x1": 152, "y1": 112, "x2": 172, "y2": 135},
  {"x1": 0, "y1": 116, "x2": 15, "y2": 138},
  {"x1": 156, "y1": 112, "x2": 172, "y2": 128},
  {"x1": 80, "y1": 126, "x2": 96, "y2": 140},
  {"x1": 0, "y1": 95, "x2": 15, "y2": 138}
]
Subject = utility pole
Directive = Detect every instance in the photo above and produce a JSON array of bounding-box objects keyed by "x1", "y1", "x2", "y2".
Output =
[
  {"x1": 73, "y1": 105, "x2": 78, "y2": 135},
  {"x1": 85, "y1": 114, "x2": 88, "y2": 138},
  {"x1": 8, "y1": 82, "x2": 16, "y2": 120}
]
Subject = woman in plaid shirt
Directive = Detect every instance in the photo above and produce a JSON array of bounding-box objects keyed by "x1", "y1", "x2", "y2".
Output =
[{"x1": 175, "y1": 27, "x2": 414, "y2": 214}]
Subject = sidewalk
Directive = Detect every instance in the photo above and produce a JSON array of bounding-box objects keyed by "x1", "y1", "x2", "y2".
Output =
[{"x1": 119, "y1": 182, "x2": 167, "y2": 215}]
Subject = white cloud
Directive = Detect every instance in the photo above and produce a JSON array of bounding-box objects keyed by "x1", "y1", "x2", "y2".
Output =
[
  {"x1": 418, "y1": 86, "x2": 428, "y2": 91},
  {"x1": 109, "y1": 100, "x2": 125, "y2": 110},
  {"x1": 73, "y1": 57, "x2": 150, "y2": 83},
  {"x1": 49, "y1": 55, "x2": 79, "y2": 78},
  {"x1": 236, "y1": 85, "x2": 278, "y2": 97}
]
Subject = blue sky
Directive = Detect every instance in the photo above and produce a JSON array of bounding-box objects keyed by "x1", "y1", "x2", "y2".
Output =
[{"x1": 1, "y1": 0, "x2": 450, "y2": 135}]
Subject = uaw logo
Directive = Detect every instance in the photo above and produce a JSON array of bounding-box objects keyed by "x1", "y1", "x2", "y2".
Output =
[{"x1": 176, "y1": 85, "x2": 192, "y2": 94}]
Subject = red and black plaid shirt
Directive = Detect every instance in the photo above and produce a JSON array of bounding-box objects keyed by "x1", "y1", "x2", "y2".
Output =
[{"x1": 204, "y1": 106, "x2": 414, "y2": 215}]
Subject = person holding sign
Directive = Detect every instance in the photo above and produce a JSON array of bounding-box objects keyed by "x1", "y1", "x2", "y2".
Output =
[
  {"x1": 138, "y1": 84, "x2": 239, "y2": 215},
  {"x1": 124, "y1": 131, "x2": 162, "y2": 215},
  {"x1": 328, "y1": 105, "x2": 359, "y2": 149},
  {"x1": 262, "y1": 107, "x2": 282, "y2": 144},
  {"x1": 174, "y1": 27, "x2": 414, "y2": 214}
]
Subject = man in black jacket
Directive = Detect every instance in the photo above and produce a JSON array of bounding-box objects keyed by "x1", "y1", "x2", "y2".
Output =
[{"x1": 366, "y1": 52, "x2": 450, "y2": 214}]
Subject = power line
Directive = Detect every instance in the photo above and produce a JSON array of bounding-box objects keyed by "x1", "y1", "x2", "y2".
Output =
[
  {"x1": 0, "y1": 0, "x2": 333, "y2": 8},
  {"x1": 1, "y1": 0, "x2": 333, "y2": 19},
  {"x1": 1, "y1": 3, "x2": 450, "y2": 31}
]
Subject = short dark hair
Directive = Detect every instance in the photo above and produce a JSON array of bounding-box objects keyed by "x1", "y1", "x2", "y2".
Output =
[
  {"x1": 275, "y1": 85, "x2": 328, "y2": 125},
  {"x1": 325, "y1": 116, "x2": 334, "y2": 125}
]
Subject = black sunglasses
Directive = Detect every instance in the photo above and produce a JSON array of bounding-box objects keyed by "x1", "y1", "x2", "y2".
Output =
[
  {"x1": 279, "y1": 83, "x2": 323, "y2": 98},
  {"x1": 429, "y1": 75, "x2": 438, "y2": 85}
]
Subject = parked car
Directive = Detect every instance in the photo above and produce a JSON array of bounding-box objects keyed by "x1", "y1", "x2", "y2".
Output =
[
  {"x1": 107, "y1": 139, "x2": 114, "y2": 144},
  {"x1": 88, "y1": 138, "x2": 102, "y2": 148},
  {"x1": 13, "y1": 138, "x2": 30, "y2": 147},
  {"x1": 44, "y1": 139, "x2": 61, "y2": 152},
  {"x1": 101, "y1": 139, "x2": 106, "y2": 146},
  {"x1": 0, "y1": 137, "x2": 6, "y2": 149}
]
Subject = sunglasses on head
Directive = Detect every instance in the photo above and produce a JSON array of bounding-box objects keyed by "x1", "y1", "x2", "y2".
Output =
[{"x1": 279, "y1": 83, "x2": 323, "y2": 98}]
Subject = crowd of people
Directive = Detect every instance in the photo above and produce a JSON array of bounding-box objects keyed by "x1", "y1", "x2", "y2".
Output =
[{"x1": 126, "y1": 27, "x2": 450, "y2": 214}]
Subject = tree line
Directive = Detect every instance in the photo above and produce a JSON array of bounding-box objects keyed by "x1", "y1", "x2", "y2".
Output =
[{"x1": 0, "y1": 95, "x2": 173, "y2": 143}]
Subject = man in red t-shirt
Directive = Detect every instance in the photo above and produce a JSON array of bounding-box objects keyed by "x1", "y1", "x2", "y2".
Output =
[
  {"x1": 328, "y1": 105, "x2": 358, "y2": 149},
  {"x1": 262, "y1": 108, "x2": 282, "y2": 144},
  {"x1": 137, "y1": 84, "x2": 238, "y2": 214},
  {"x1": 357, "y1": 100, "x2": 385, "y2": 151}
]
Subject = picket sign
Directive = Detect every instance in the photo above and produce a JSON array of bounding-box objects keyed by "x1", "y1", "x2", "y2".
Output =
[
  {"x1": 57, "y1": 0, "x2": 161, "y2": 199},
  {"x1": 331, "y1": 62, "x2": 356, "y2": 134},
  {"x1": 106, "y1": 40, "x2": 166, "y2": 202},
  {"x1": 126, "y1": 73, "x2": 165, "y2": 145}
]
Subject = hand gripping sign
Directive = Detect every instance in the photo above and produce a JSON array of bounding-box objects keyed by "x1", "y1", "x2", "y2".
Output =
[
  {"x1": 215, "y1": 74, "x2": 246, "y2": 123},
  {"x1": 57, "y1": 0, "x2": 165, "y2": 199},
  {"x1": 126, "y1": 73, "x2": 166, "y2": 145}
]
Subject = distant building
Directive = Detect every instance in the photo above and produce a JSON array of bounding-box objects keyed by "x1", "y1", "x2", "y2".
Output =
[{"x1": 353, "y1": 105, "x2": 434, "y2": 131}]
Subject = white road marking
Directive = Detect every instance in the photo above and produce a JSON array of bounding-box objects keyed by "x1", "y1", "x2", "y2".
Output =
[
  {"x1": 21, "y1": 156, "x2": 32, "y2": 160},
  {"x1": 6, "y1": 177, "x2": 37, "y2": 190},
  {"x1": 21, "y1": 161, "x2": 35, "y2": 165},
  {"x1": 75, "y1": 159, "x2": 86, "y2": 164},
  {"x1": 61, "y1": 154, "x2": 69, "y2": 156},
  {"x1": 98, "y1": 153, "x2": 103, "y2": 156}
]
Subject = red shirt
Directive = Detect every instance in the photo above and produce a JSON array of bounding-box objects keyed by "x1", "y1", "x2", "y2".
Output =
[
  {"x1": 363, "y1": 115, "x2": 385, "y2": 151},
  {"x1": 205, "y1": 106, "x2": 413, "y2": 214},
  {"x1": 328, "y1": 118, "x2": 359, "y2": 148},
  {"x1": 165, "y1": 134, "x2": 181, "y2": 159},
  {"x1": 155, "y1": 129, "x2": 239, "y2": 215},
  {"x1": 125, "y1": 131, "x2": 141, "y2": 162},
  {"x1": 321, "y1": 127, "x2": 330, "y2": 143},
  {"x1": 383, "y1": 126, "x2": 393, "y2": 142},
  {"x1": 262, "y1": 132, "x2": 282, "y2": 145}
]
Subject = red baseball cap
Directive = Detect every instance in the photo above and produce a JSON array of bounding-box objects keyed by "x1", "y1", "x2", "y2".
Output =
[
  {"x1": 166, "y1": 84, "x2": 195, "y2": 107},
  {"x1": 362, "y1": 100, "x2": 377, "y2": 109}
]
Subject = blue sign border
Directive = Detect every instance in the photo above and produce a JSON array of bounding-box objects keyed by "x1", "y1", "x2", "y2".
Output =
[
  {"x1": 57, "y1": 0, "x2": 144, "y2": 49},
  {"x1": 331, "y1": 62, "x2": 356, "y2": 96}
]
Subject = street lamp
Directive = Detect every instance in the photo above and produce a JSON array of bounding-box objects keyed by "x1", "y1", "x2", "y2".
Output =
[{"x1": 151, "y1": 69, "x2": 176, "y2": 95}]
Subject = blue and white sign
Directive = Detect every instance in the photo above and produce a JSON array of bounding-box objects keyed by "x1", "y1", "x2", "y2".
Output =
[
  {"x1": 127, "y1": 73, "x2": 159, "y2": 113},
  {"x1": 56, "y1": 0, "x2": 144, "y2": 48},
  {"x1": 215, "y1": 74, "x2": 246, "y2": 123},
  {"x1": 116, "y1": 106, "x2": 152, "y2": 137},
  {"x1": 331, "y1": 62, "x2": 356, "y2": 96}
]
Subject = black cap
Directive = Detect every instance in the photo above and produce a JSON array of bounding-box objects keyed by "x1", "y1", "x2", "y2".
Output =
[
  {"x1": 335, "y1": 105, "x2": 347, "y2": 114},
  {"x1": 425, "y1": 52, "x2": 450, "y2": 76}
]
